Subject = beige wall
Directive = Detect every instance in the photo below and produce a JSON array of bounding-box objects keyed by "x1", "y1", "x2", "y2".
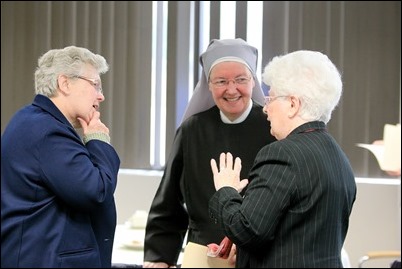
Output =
[
  {"x1": 115, "y1": 170, "x2": 401, "y2": 268},
  {"x1": 115, "y1": 170, "x2": 163, "y2": 222}
]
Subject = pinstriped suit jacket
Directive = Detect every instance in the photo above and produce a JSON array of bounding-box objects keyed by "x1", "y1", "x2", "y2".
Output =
[{"x1": 209, "y1": 121, "x2": 356, "y2": 268}]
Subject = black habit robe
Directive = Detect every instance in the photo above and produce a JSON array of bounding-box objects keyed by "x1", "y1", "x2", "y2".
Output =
[{"x1": 144, "y1": 102, "x2": 276, "y2": 265}]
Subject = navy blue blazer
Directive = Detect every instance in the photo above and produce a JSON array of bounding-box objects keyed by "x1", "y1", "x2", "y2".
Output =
[
  {"x1": 1, "y1": 95, "x2": 120, "y2": 268},
  {"x1": 209, "y1": 121, "x2": 356, "y2": 268}
]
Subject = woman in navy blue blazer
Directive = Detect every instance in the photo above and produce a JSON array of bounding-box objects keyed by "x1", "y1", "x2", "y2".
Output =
[
  {"x1": 1, "y1": 46, "x2": 120, "y2": 268},
  {"x1": 209, "y1": 50, "x2": 357, "y2": 268}
]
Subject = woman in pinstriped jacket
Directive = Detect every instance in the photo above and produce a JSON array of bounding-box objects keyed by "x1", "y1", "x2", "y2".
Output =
[{"x1": 209, "y1": 50, "x2": 357, "y2": 268}]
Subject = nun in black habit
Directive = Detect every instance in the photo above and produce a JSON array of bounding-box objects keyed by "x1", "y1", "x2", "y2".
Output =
[{"x1": 143, "y1": 38, "x2": 276, "y2": 268}]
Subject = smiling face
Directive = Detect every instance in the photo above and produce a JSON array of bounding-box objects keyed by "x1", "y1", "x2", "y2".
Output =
[{"x1": 208, "y1": 61, "x2": 255, "y2": 121}]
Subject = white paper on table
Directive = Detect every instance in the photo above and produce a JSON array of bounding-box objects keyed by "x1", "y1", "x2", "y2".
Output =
[
  {"x1": 382, "y1": 123, "x2": 401, "y2": 171},
  {"x1": 356, "y1": 123, "x2": 401, "y2": 171},
  {"x1": 356, "y1": 143, "x2": 386, "y2": 169},
  {"x1": 181, "y1": 242, "x2": 234, "y2": 268}
]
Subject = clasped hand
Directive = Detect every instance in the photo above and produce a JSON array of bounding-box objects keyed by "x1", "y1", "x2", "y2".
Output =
[{"x1": 210, "y1": 152, "x2": 249, "y2": 193}]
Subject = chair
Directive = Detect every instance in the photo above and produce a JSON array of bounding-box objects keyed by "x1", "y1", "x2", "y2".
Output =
[{"x1": 358, "y1": 250, "x2": 401, "y2": 268}]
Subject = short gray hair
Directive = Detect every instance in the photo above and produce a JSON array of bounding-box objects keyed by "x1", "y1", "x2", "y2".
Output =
[{"x1": 34, "y1": 46, "x2": 109, "y2": 97}]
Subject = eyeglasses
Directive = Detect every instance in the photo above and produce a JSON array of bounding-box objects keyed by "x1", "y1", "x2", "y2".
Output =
[
  {"x1": 264, "y1": 95, "x2": 288, "y2": 104},
  {"x1": 74, "y1": 75, "x2": 103, "y2": 94},
  {"x1": 209, "y1": 76, "x2": 251, "y2": 88}
]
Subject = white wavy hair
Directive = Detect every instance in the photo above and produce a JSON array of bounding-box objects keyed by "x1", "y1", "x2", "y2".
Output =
[{"x1": 262, "y1": 50, "x2": 342, "y2": 124}]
